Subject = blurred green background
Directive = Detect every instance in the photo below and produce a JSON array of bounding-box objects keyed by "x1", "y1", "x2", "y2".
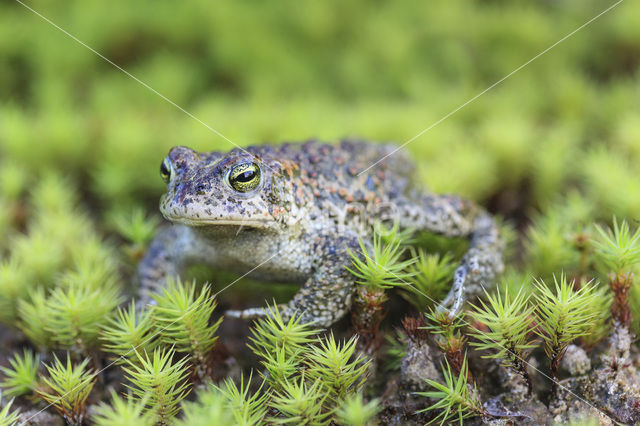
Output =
[
  {"x1": 1, "y1": 0, "x2": 639, "y2": 217},
  {"x1": 1, "y1": 0, "x2": 640, "y2": 298}
]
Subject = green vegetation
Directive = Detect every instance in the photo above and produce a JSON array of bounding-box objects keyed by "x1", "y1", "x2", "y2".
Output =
[
  {"x1": 249, "y1": 303, "x2": 319, "y2": 360},
  {"x1": 403, "y1": 250, "x2": 457, "y2": 308},
  {"x1": 122, "y1": 348, "x2": 191, "y2": 425},
  {"x1": 533, "y1": 275, "x2": 602, "y2": 395},
  {"x1": 107, "y1": 207, "x2": 160, "y2": 262},
  {"x1": 92, "y1": 392, "x2": 156, "y2": 426},
  {"x1": 0, "y1": 349, "x2": 40, "y2": 398},
  {"x1": 43, "y1": 283, "x2": 122, "y2": 353},
  {"x1": 177, "y1": 385, "x2": 234, "y2": 426},
  {"x1": 270, "y1": 373, "x2": 329, "y2": 425},
  {"x1": 2, "y1": 0, "x2": 640, "y2": 424},
  {"x1": 36, "y1": 356, "x2": 96, "y2": 426},
  {"x1": 348, "y1": 232, "x2": 417, "y2": 353},
  {"x1": 468, "y1": 287, "x2": 536, "y2": 394},
  {"x1": 247, "y1": 307, "x2": 371, "y2": 424},
  {"x1": 216, "y1": 375, "x2": 269, "y2": 425},
  {"x1": 306, "y1": 334, "x2": 369, "y2": 404},
  {"x1": 347, "y1": 234, "x2": 417, "y2": 291},
  {"x1": 593, "y1": 218, "x2": 640, "y2": 327},
  {"x1": 0, "y1": 400, "x2": 21, "y2": 426},
  {"x1": 423, "y1": 309, "x2": 467, "y2": 376},
  {"x1": 151, "y1": 280, "x2": 222, "y2": 379},
  {"x1": 593, "y1": 218, "x2": 640, "y2": 274},
  {"x1": 101, "y1": 301, "x2": 157, "y2": 363},
  {"x1": 417, "y1": 358, "x2": 486, "y2": 425},
  {"x1": 335, "y1": 394, "x2": 380, "y2": 426}
]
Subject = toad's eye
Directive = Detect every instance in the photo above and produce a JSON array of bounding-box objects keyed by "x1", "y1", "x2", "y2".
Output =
[
  {"x1": 160, "y1": 157, "x2": 172, "y2": 183},
  {"x1": 227, "y1": 162, "x2": 261, "y2": 193}
]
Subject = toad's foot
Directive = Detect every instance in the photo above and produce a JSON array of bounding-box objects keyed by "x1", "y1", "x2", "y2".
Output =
[{"x1": 437, "y1": 212, "x2": 503, "y2": 316}]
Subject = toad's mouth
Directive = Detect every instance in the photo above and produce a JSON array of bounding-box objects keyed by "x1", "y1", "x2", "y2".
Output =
[{"x1": 164, "y1": 215, "x2": 277, "y2": 229}]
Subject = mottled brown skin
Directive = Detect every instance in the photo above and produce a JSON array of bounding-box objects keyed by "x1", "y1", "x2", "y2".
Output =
[{"x1": 138, "y1": 140, "x2": 504, "y2": 326}]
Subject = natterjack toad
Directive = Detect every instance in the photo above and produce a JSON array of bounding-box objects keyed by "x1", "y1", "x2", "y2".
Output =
[{"x1": 138, "y1": 140, "x2": 503, "y2": 326}]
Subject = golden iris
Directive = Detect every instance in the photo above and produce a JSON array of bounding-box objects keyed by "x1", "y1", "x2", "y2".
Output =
[
  {"x1": 160, "y1": 157, "x2": 172, "y2": 183},
  {"x1": 228, "y1": 162, "x2": 261, "y2": 192}
]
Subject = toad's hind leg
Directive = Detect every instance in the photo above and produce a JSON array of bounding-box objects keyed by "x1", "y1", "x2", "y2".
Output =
[{"x1": 406, "y1": 194, "x2": 504, "y2": 315}]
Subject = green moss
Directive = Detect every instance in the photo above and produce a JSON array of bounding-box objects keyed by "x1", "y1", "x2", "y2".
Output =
[
  {"x1": 593, "y1": 218, "x2": 640, "y2": 275},
  {"x1": 534, "y1": 275, "x2": 601, "y2": 358},
  {"x1": 0, "y1": 260, "x2": 28, "y2": 325},
  {"x1": 18, "y1": 287, "x2": 55, "y2": 349},
  {"x1": 122, "y1": 348, "x2": 191, "y2": 424},
  {"x1": 151, "y1": 280, "x2": 222, "y2": 377},
  {"x1": 101, "y1": 301, "x2": 157, "y2": 363},
  {"x1": 37, "y1": 355, "x2": 96, "y2": 426},
  {"x1": 107, "y1": 207, "x2": 160, "y2": 260},
  {"x1": 0, "y1": 400, "x2": 21, "y2": 426},
  {"x1": 533, "y1": 274, "x2": 604, "y2": 393},
  {"x1": 347, "y1": 234, "x2": 417, "y2": 291},
  {"x1": 417, "y1": 357, "x2": 485, "y2": 425},
  {"x1": 45, "y1": 283, "x2": 122, "y2": 353},
  {"x1": 0, "y1": 349, "x2": 40, "y2": 398},
  {"x1": 582, "y1": 149, "x2": 640, "y2": 219},
  {"x1": 215, "y1": 374, "x2": 269, "y2": 425},
  {"x1": 306, "y1": 334, "x2": 369, "y2": 405},
  {"x1": 468, "y1": 287, "x2": 536, "y2": 393},
  {"x1": 524, "y1": 195, "x2": 592, "y2": 279},
  {"x1": 249, "y1": 304, "x2": 320, "y2": 360},
  {"x1": 177, "y1": 385, "x2": 235, "y2": 426},
  {"x1": 10, "y1": 233, "x2": 66, "y2": 286},
  {"x1": 335, "y1": 394, "x2": 380, "y2": 426},
  {"x1": 243, "y1": 308, "x2": 373, "y2": 423},
  {"x1": 93, "y1": 392, "x2": 156, "y2": 426},
  {"x1": 0, "y1": 161, "x2": 29, "y2": 202},
  {"x1": 269, "y1": 373, "x2": 329, "y2": 425},
  {"x1": 401, "y1": 250, "x2": 457, "y2": 309}
]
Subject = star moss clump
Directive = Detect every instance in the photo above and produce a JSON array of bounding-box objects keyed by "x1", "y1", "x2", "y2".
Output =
[
  {"x1": 245, "y1": 305, "x2": 372, "y2": 424},
  {"x1": 36, "y1": 356, "x2": 96, "y2": 426},
  {"x1": 0, "y1": 349, "x2": 40, "y2": 398},
  {"x1": 468, "y1": 287, "x2": 536, "y2": 395}
]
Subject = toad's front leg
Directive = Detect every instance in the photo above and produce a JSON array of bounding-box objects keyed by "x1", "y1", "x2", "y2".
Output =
[
  {"x1": 137, "y1": 225, "x2": 216, "y2": 307},
  {"x1": 226, "y1": 232, "x2": 361, "y2": 327}
]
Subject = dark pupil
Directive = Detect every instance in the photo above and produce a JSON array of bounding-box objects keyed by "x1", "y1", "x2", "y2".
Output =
[
  {"x1": 160, "y1": 161, "x2": 169, "y2": 176},
  {"x1": 235, "y1": 170, "x2": 255, "y2": 183}
]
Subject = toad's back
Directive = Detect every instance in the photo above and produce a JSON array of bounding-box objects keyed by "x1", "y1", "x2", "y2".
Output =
[{"x1": 240, "y1": 140, "x2": 418, "y2": 229}]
